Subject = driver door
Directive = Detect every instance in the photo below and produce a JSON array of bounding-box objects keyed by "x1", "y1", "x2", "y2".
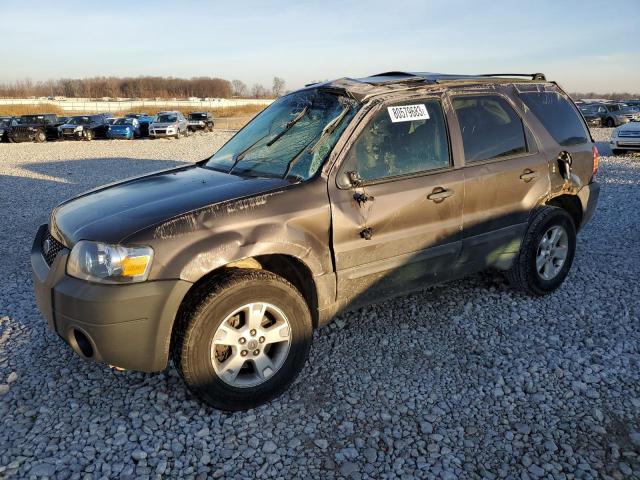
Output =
[{"x1": 328, "y1": 97, "x2": 463, "y2": 310}]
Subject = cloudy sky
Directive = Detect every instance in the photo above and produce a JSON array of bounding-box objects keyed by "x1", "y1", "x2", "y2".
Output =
[{"x1": 1, "y1": 0, "x2": 638, "y2": 93}]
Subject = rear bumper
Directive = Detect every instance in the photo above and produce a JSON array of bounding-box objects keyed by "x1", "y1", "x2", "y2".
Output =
[
  {"x1": 577, "y1": 181, "x2": 600, "y2": 229},
  {"x1": 31, "y1": 224, "x2": 192, "y2": 372}
]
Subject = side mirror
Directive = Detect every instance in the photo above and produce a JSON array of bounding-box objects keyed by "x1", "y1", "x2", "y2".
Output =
[{"x1": 345, "y1": 170, "x2": 363, "y2": 188}]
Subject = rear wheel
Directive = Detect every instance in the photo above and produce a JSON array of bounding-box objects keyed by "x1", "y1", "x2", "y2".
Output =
[
  {"x1": 172, "y1": 269, "x2": 313, "y2": 411},
  {"x1": 506, "y1": 207, "x2": 576, "y2": 296},
  {"x1": 606, "y1": 118, "x2": 615, "y2": 128}
]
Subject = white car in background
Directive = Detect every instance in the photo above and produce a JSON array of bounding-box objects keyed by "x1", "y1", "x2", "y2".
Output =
[
  {"x1": 610, "y1": 121, "x2": 640, "y2": 155},
  {"x1": 149, "y1": 111, "x2": 189, "y2": 139}
]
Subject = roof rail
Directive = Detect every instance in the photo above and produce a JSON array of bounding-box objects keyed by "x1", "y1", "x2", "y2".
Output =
[{"x1": 478, "y1": 73, "x2": 547, "y2": 81}]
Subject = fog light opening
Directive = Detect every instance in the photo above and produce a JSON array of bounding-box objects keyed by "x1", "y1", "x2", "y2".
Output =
[{"x1": 73, "y1": 329, "x2": 94, "y2": 358}]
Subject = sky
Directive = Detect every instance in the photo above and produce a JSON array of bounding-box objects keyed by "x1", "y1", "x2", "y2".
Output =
[{"x1": 1, "y1": 0, "x2": 639, "y2": 93}]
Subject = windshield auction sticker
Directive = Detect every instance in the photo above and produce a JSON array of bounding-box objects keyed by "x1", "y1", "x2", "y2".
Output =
[{"x1": 387, "y1": 104, "x2": 430, "y2": 123}]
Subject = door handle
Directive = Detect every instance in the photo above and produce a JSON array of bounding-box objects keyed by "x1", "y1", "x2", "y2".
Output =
[
  {"x1": 519, "y1": 169, "x2": 537, "y2": 183},
  {"x1": 427, "y1": 187, "x2": 454, "y2": 203}
]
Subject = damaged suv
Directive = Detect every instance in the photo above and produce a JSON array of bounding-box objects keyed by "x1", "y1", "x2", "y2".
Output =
[{"x1": 32, "y1": 72, "x2": 599, "y2": 410}]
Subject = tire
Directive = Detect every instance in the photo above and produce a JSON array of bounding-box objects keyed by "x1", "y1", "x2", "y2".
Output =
[
  {"x1": 84, "y1": 130, "x2": 93, "y2": 141},
  {"x1": 172, "y1": 269, "x2": 313, "y2": 411},
  {"x1": 506, "y1": 206, "x2": 576, "y2": 296},
  {"x1": 35, "y1": 130, "x2": 46, "y2": 143},
  {"x1": 175, "y1": 129, "x2": 181, "y2": 139},
  {"x1": 606, "y1": 118, "x2": 615, "y2": 128}
]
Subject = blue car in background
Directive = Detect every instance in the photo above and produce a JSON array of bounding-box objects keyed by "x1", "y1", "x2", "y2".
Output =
[
  {"x1": 126, "y1": 113, "x2": 155, "y2": 137},
  {"x1": 106, "y1": 117, "x2": 140, "y2": 140}
]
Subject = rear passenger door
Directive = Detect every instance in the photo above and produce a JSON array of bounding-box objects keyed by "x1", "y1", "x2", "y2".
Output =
[
  {"x1": 329, "y1": 97, "x2": 464, "y2": 308},
  {"x1": 450, "y1": 93, "x2": 551, "y2": 267}
]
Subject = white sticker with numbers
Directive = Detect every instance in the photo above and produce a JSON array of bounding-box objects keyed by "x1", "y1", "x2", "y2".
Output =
[{"x1": 387, "y1": 104, "x2": 430, "y2": 123}]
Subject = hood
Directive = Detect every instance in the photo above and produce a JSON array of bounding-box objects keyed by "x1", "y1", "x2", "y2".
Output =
[
  {"x1": 51, "y1": 165, "x2": 290, "y2": 245},
  {"x1": 615, "y1": 121, "x2": 640, "y2": 132},
  {"x1": 109, "y1": 124, "x2": 134, "y2": 130},
  {"x1": 60, "y1": 123, "x2": 84, "y2": 129},
  {"x1": 152, "y1": 122, "x2": 178, "y2": 128}
]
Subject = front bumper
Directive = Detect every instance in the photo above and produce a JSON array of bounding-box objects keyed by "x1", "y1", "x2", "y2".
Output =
[
  {"x1": 577, "y1": 181, "x2": 600, "y2": 229},
  {"x1": 31, "y1": 224, "x2": 192, "y2": 372},
  {"x1": 610, "y1": 139, "x2": 640, "y2": 150},
  {"x1": 106, "y1": 131, "x2": 133, "y2": 139},
  {"x1": 60, "y1": 130, "x2": 85, "y2": 139}
]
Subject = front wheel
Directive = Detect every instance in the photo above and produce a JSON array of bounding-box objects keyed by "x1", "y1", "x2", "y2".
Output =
[
  {"x1": 172, "y1": 269, "x2": 313, "y2": 411},
  {"x1": 606, "y1": 118, "x2": 615, "y2": 128},
  {"x1": 84, "y1": 130, "x2": 93, "y2": 141},
  {"x1": 506, "y1": 206, "x2": 576, "y2": 296},
  {"x1": 35, "y1": 130, "x2": 46, "y2": 143}
]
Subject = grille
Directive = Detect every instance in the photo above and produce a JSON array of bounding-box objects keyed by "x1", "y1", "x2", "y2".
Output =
[
  {"x1": 154, "y1": 129, "x2": 166, "y2": 135},
  {"x1": 619, "y1": 130, "x2": 640, "y2": 137},
  {"x1": 42, "y1": 230, "x2": 65, "y2": 266}
]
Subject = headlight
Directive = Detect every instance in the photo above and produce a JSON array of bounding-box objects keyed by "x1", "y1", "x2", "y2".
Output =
[{"x1": 67, "y1": 241, "x2": 154, "y2": 284}]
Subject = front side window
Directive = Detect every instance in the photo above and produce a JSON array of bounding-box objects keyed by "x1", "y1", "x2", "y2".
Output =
[
  {"x1": 204, "y1": 90, "x2": 359, "y2": 181},
  {"x1": 519, "y1": 91, "x2": 589, "y2": 146},
  {"x1": 452, "y1": 95, "x2": 527, "y2": 163},
  {"x1": 340, "y1": 99, "x2": 450, "y2": 185}
]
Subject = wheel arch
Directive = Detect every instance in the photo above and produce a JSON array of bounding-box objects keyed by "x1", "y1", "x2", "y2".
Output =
[
  {"x1": 173, "y1": 253, "x2": 321, "y2": 344},
  {"x1": 545, "y1": 194, "x2": 583, "y2": 230}
]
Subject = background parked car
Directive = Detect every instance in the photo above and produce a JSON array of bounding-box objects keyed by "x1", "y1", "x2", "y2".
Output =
[
  {"x1": 187, "y1": 112, "x2": 215, "y2": 131},
  {"x1": 58, "y1": 115, "x2": 109, "y2": 141},
  {"x1": 610, "y1": 121, "x2": 640, "y2": 155},
  {"x1": 578, "y1": 104, "x2": 603, "y2": 127},
  {"x1": 8, "y1": 114, "x2": 60, "y2": 143},
  {"x1": 106, "y1": 117, "x2": 140, "y2": 140},
  {"x1": 595, "y1": 103, "x2": 640, "y2": 127},
  {"x1": 149, "y1": 111, "x2": 189, "y2": 139},
  {"x1": 0, "y1": 116, "x2": 19, "y2": 142}
]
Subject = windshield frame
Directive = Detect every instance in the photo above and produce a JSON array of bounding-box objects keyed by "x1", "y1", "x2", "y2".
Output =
[{"x1": 202, "y1": 88, "x2": 359, "y2": 182}]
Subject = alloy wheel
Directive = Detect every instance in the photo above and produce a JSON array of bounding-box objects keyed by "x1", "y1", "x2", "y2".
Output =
[
  {"x1": 536, "y1": 225, "x2": 569, "y2": 280},
  {"x1": 211, "y1": 302, "x2": 292, "y2": 388}
]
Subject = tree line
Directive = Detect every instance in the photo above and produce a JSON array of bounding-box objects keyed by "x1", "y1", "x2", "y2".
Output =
[{"x1": 0, "y1": 76, "x2": 287, "y2": 99}]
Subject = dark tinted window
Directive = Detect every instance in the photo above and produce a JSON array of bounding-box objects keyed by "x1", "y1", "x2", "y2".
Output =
[
  {"x1": 452, "y1": 95, "x2": 527, "y2": 162},
  {"x1": 519, "y1": 91, "x2": 588, "y2": 146},
  {"x1": 341, "y1": 100, "x2": 450, "y2": 184}
]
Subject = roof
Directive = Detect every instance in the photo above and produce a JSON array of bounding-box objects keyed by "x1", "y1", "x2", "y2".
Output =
[{"x1": 308, "y1": 71, "x2": 550, "y2": 101}]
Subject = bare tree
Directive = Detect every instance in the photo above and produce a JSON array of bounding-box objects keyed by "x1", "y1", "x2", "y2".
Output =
[
  {"x1": 231, "y1": 79, "x2": 248, "y2": 97},
  {"x1": 251, "y1": 83, "x2": 269, "y2": 98},
  {"x1": 272, "y1": 77, "x2": 286, "y2": 97}
]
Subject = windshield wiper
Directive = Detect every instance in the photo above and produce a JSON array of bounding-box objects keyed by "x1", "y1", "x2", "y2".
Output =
[
  {"x1": 308, "y1": 105, "x2": 351, "y2": 154},
  {"x1": 228, "y1": 132, "x2": 271, "y2": 174},
  {"x1": 266, "y1": 104, "x2": 310, "y2": 147},
  {"x1": 281, "y1": 105, "x2": 352, "y2": 180}
]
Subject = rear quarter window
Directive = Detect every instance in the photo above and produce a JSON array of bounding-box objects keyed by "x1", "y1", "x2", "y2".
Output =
[{"x1": 519, "y1": 91, "x2": 589, "y2": 146}]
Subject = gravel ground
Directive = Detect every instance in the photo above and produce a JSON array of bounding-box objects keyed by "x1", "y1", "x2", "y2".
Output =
[{"x1": 0, "y1": 129, "x2": 639, "y2": 479}]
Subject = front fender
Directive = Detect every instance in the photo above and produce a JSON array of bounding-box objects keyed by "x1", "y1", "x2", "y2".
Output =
[{"x1": 176, "y1": 236, "x2": 323, "y2": 283}]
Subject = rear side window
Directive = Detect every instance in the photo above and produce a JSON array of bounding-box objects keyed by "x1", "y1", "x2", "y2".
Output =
[
  {"x1": 519, "y1": 91, "x2": 588, "y2": 146},
  {"x1": 340, "y1": 99, "x2": 450, "y2": 184},
  {"x1": 452, "y1": 95, "x2": 527, "y2": 163}
]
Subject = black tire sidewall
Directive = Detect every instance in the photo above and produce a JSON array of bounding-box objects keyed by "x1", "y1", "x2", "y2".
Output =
[
  {"x1": 180, "y1": 275, "x2": 312, "y2": 410},
  {"x1": 525, "y1": 210, "x2": 576, "y2": 293}
]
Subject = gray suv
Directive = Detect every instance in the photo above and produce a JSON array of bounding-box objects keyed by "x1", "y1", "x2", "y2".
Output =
[
  {"x1": 31, "y1": 72, "x2": 600, "y2": 410},
  {"x1": 149, "y1": 111, "x2": 189, "y2": 139}
]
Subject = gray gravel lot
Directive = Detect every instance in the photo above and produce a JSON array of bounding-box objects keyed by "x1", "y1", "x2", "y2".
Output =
[{"x1": 0, "y1": 129, "x2": 639, "y2": 479}]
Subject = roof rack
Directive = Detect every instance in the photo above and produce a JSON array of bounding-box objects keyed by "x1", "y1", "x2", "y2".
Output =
[
  {"x1": 361, "y1": 72, "x2": 547, "y2": 85},
  {"x1": 478, "y1": 73, "x2": 547, "y2": 81}
]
